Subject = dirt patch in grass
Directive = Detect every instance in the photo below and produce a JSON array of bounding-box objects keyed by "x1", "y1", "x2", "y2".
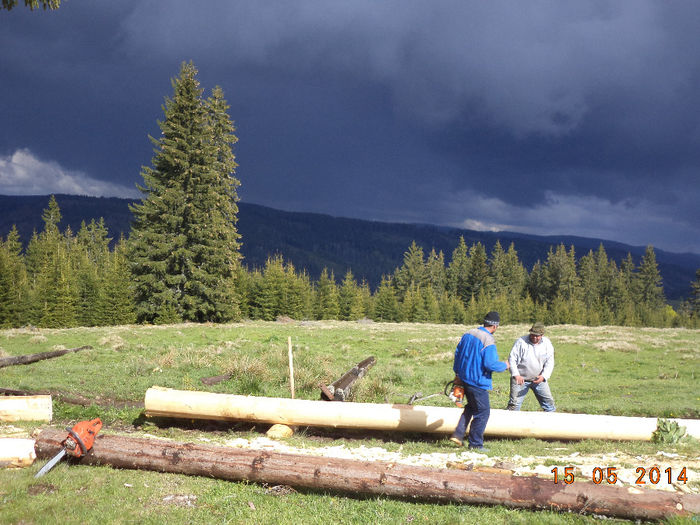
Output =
[{"x1": 28, "y1": 483, "x2": 57, "y2": 495}]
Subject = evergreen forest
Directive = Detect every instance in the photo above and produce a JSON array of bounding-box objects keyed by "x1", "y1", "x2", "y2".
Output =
[{"x1": 1, "y1": 62, "x2": 698, "y2": 330}]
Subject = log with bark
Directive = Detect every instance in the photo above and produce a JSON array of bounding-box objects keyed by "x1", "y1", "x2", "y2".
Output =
[
  {"x1": 0, "y1": 346, "x2": 91, "y2": 368},
  {"x1": 321, "y1": 356, "x2": 375, "y2": 401},
  {"x1": 33, "y1": 428, "x2": 700, "y2": 520}
]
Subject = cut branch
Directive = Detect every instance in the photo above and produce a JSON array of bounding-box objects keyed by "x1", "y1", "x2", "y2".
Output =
[
  {"x1": 34, "y1": 429, "x2": 700, "y2": 521},
  {"x1": 0, "y1": 346, "x2": 92, "y2": 368},
  {"x1": 322, "y1": 356, "x2": 376, "y2": 401}
]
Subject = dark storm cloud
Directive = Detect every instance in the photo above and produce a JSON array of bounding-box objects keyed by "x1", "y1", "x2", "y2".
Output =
[{"x1": 1, "y1": 1, "x2": 699, "y2": 253}]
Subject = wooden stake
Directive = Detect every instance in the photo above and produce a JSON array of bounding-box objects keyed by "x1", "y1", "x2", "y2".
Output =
[{"x1": 288, "y1": 336, "x2": 295, "y2": 399}]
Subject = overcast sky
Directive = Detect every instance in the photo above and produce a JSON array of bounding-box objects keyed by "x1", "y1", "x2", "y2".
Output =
[{"x1": 1, "y1": 1, "x2": 699, "y2": 254}]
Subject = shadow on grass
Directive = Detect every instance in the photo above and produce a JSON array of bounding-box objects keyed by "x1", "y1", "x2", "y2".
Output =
[{"x1": 138, "y1": 415, "x2": 447, "y2": 445}]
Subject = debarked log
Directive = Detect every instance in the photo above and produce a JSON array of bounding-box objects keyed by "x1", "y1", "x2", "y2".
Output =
[
  {"x1": 0, "y1": 438, "x2": 36, "y2": 468},
  {"x1": 0, "y1": 346, "x2": 92, "y2": 368},
  {"x1": 144, "y1": 387, "x2": 700, "y2": 441},
  {"x1": 34, "y1": 428, "x2": 700, "y2": 520},
  {"x1": 0, "y1": 395, "x2": 52, "y2": 422}
]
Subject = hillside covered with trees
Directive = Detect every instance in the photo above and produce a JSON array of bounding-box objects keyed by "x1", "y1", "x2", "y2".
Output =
[
  {"x1": 1, "y1": 194, "x2": 698, "y2": 329},
  {"x1": 1, "y1": 195, "x2": 697, "y2": 303}
]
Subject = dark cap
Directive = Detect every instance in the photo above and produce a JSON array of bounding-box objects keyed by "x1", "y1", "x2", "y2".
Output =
[
  {"x1": 484, "y1": 311, "x2": 500, "y2": 327},
  {"x1": 529, "y1": 322, "x2": 545, "y2": 335}
]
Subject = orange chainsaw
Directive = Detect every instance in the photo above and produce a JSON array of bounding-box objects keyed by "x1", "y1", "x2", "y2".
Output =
[
  {"x1": 35, "y1": 418, "x2": 102, "y2": 478},
  {"x1": 444, "y1": 378, "x2": 465, "y2": 408}
]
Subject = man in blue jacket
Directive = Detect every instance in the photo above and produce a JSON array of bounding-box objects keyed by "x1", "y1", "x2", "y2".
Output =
[{"x1": 450, "y1": 311, "x2": 509, "y2": 450}]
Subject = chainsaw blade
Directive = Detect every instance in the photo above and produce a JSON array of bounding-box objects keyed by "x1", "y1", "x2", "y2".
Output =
[{"x1": 34, "y1": 448, "x2": 66, "y2": 478}]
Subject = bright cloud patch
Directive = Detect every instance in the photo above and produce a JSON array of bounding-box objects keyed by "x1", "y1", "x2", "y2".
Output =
[
  {"x1": 0, "y1": 149, "x2": 139, "y2": 198},
  {"x1": 450, "y1": 191, "x2": 698, "y2": 254}
]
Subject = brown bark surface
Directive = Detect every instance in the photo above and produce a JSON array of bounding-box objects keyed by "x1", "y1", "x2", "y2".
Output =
[
  {"x1": 328, "y1": 356, "x2": 376, "y2": 401},
  {"x1": 34, "y1": 428, "x2": 699, "y2": 520},
  {"x1": 0, "y1": 346, "x2": 91, "y2": 368}
]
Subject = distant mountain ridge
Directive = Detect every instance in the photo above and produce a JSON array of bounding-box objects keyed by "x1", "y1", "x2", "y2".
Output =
[{"x1": 0, "y1": 194, "x2": 697, "y2": 301}]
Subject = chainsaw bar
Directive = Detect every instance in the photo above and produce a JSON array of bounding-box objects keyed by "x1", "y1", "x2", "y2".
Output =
[{"x1": 34, "y1": 448, "x2": 66, "y2": 478}]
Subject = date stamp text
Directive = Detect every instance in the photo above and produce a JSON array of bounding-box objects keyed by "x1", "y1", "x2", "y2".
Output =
[{"x1": 551, "y1": 466, "x2": 688, "y2": 485}]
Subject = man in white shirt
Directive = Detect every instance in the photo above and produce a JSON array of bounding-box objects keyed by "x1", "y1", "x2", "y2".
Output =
[{"x1": 507, "y1": 322, "x2": 556, "y2": 412}]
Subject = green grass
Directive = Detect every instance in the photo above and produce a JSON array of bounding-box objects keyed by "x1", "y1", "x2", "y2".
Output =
[
  {"x1": 1, "y1": 320, "x2": 699, "y2": 524},
  {"x1": 1, "y1": 464, "x2": 628, "y2": 525}
]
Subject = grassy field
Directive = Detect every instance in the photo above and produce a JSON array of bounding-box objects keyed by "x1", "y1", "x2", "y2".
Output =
[{"x1": 1, "y1": 320, "x2": 698, "y2": 524}]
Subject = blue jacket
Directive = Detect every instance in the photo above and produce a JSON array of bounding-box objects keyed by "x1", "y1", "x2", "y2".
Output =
[{"x1": 453, "y1": 326, "x2": 507, "y2": 390}]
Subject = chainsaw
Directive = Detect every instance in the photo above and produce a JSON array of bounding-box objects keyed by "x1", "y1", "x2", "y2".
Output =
[
  {"x1": 35, "y1": 418, "x2": 102, "y2": 478},
  {"x1": 444, "y1": 378, "x2": 465, "y2": 408}
]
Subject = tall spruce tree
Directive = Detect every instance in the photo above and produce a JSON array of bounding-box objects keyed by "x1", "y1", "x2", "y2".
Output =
[
  {"x1": 488, "y1": 241, "x2": 508, "y2": 297},
  {"x1": 374, "y1": 275, "x2": 400, "y2": 322},
  {"x1": 466, "y1": 242, "x2": 489, "y2": 299},
  {"x1": 73, "y1": 219, "x2": 110, "y2": 326},
  {"x1": 256, "y1": 255, "x2": 287, "y2": 321},
  {"x1": 129, "y1": 62, "x2": 242, "y2": 323},
  {"x1": 438, "y1": 291, "x2": 466, "y2": 324},
  {"x1": 394, "y1": 241, "x2": 426, "y2": 300},
  {"x1": 447, "y1": 237, "x2": 470, "y2": 305},
  {"x1": 339, "y1": 270, "x2": 364, "y2": 321},
  {"x1": 608, "y1": 261, "x2": 635, "y2": 325},
  {"x1": 419, "y1": 285, "x2": 440, "y2": 322},
  {"x1": 425, "y1": 248, "x2": 446, "y2": 297},
  {"x1": 578, "y1": 250, "x2": 599, "y2": 308},
  {"x1": 526, "y1": 260, "x2": 547, "y2": 305},
  {"x1": 543, "y1": 244, "x2": 580, "y2": 302},
  {"x1": 286, "y1": 264, "x2": 314, "y2": 320},
  {"x1": 97, "y1": 235, "x2": 136, "y2": 325},
  {"x1": 358, "y1": 279, "x2": 374, "y2": 319},
  {"x1": 314, "y1": 268, "x2": 340, "y2": 320},
  {"x1": 503, "y1": 243, "x2": 526, "y2": 298},
  {"x1": 0, "y1": 227, "x2": 28, "y2": 327},
  {"x1": 22, "y1": 197, "x2": 79, "y2": 327},
  {"x1": 636, "y1": 245, "x2": 665, "y2": 310}
]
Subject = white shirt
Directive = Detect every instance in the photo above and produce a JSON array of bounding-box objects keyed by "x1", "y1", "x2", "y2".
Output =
[{"x1": 508, "y1": 335, "x2": 554, "y2": 381}]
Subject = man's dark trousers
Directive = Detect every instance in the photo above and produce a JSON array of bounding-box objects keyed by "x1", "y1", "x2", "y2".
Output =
[{"x1": 453, "y1": 384, "x2": 490, "y2": 448}]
